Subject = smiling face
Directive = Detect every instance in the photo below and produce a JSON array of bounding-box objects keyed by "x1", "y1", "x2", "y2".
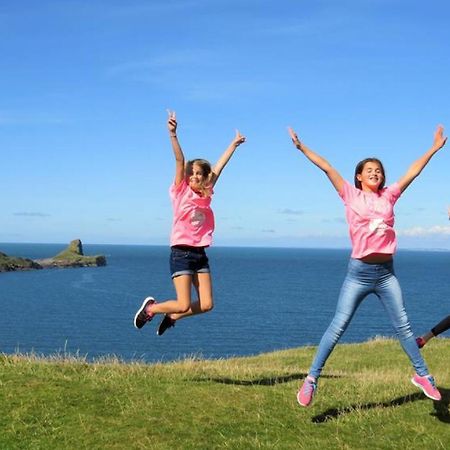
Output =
[
  {"x1": 188, "y1": 163, "x2": 207, "y2": 192},
  {"x1": 354, "y1": 158, "x2": 386, "y2": 192},
  {"x1": 185, "y1": 159, "x2": 212, "y2": 196}
]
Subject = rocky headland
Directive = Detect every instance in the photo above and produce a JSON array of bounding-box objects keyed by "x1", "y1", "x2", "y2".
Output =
[{"x1": 0, "y1": 239, "x2": 106, "y2": 272}]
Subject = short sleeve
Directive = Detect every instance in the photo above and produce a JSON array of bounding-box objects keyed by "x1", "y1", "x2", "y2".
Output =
[
  {"x1": 169, "y1": 179, "x2": 187, "y2": 199},
  {"x1": 384, "y1": 182, "x2": 402, "y2": 204},
  {"x1": 338, "y1": 180, "x2": 354, "y2": 203}
]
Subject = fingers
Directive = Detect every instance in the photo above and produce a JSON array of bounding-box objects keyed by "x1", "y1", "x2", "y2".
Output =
[
  {"x1": 287, "y1": 126, "x2": 298, "y2": 141},
  {"x1": 234, "y1": 128, "x2": 245, "y2": 144}
]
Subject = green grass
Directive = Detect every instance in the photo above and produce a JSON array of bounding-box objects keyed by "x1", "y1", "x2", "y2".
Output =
[{"x1": 1, "y1": 338, "x2": 449, "y2": 449}]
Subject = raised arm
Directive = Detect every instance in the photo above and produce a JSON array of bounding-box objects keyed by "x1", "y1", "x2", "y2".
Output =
[
  {"x1": 167, "y1": 110, "x2": 185, "y2": 186},
  {"x1": 211, "y1": 130, "x2": 246, "y2": 186},
  {"x1": 288, "y1": 127, "x2": 344, "y2": 193},
  {"x1": 397, "y1": 125, "x2": 447, "y2": 193}
]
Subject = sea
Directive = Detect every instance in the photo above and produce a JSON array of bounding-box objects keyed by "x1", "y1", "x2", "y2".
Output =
[{"x1": 0, "y1": 243, "x2": 448, "y2": 363}]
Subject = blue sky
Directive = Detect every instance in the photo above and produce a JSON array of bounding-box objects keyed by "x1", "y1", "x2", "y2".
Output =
[{"x1": 1, "y1": 0, "x2": 449, "y2": 249}]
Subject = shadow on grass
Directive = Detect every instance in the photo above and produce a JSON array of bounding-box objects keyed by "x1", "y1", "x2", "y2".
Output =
[
  {"x1": 312, "y1": 387, "x2": 450, "y2": 424},
  {"x1": 192, "y1": 373, "x2": 341, "y2": 386}
]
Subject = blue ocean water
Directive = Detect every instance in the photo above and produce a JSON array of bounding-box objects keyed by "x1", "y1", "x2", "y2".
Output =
[{"x1": 0, "y1": 244, "x2": 448, "y2": 363}]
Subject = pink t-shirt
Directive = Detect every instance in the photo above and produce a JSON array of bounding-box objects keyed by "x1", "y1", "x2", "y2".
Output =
[
  {"x1": 169, "y1": 179, "x2": 215, "y2": 247},
  {"x1": 339, "y1": 180, "x2": 401, "y2": 259}
]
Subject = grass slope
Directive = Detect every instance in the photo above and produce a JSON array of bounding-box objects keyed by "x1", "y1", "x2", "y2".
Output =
[{"x1": 1, "y1": 338, "x2": 449, "y2": 449}]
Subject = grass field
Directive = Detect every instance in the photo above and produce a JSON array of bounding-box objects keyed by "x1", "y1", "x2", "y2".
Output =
[{"x1": 1, "y1": 338, "x2": 449, "y2": 449}]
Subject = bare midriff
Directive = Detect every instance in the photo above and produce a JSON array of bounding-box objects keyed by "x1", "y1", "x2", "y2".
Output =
[{"x1": 359, "y1": 253, "x2": 393, "y2": 264}]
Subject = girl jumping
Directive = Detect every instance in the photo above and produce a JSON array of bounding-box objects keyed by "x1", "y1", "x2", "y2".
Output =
[
  {"x1": 134, "y1": 111, "x2": 246, "y2": 335},
  {"x1": 288, "y1": 124, "x2": 447, "y2": 406}
]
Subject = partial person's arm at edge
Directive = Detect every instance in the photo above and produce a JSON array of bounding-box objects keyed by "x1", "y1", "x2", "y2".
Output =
[
  {"x1": 288, "y1": 127, "x2": 344, "y2": 193},
  {"x1": 397, "y1": 125, "x2": 447, "y2": 193}
]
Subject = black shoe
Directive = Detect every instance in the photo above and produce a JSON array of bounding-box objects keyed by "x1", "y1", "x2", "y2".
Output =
[
  {"x1": 134, "y1": 297, "x2": 156, "y2": 329},
  {"x1": 157, "y1": 314, "x2": 175, "y2": 336}
]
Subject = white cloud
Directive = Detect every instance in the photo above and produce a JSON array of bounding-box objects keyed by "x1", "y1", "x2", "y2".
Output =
[
  {"x1": 398, "y1": 225, "x2": 450, "y2": 237},
  {"x1": 13, "y1": 212, "x2": 51, "y2": 218},
  {"x1": 279, "y1": 208, "x2": 304, "y2": 215}
]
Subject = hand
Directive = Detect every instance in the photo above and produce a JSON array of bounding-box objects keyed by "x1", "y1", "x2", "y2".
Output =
[
  {"x1": 288, "y1": 127, "x2": 302, "y2": 149},
  {"x1": 167, "y1": 109, "x2": 177, "y2": 134},
  {"x1": 433, "y1": 125, "x2": 447, "y2": 150},
  {"x1": 232, "y1": 129, "x2": 246, "y2": 147}
]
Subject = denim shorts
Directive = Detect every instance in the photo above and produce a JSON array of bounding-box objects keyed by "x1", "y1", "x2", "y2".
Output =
[{"x1": 170, "y1": 245, "x2": 210, "y2": 278}]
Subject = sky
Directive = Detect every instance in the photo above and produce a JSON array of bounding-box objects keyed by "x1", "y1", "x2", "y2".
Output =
[{"x1": 1, "y1": 0, "x2": 450, "y2": 249}]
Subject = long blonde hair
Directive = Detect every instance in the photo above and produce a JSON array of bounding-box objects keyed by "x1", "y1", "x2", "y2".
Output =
[{"x1": 185, "y1": 159, "x2": 213, "y2": 197}]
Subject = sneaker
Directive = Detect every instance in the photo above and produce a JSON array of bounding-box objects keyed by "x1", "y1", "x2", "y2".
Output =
[
  {"x1": 157, "y1": 314, "x2": 175, "y2": 336},
  {"x1": 133, "y1": 297, "x2": 156, "y2": 329},
  {"x1": 297, "y1": 376, "x2": 317, "y2": 407},
  {"x1": 411, "y1": 374, "x2": 442, "y2": 401},
  {"x1": 416, "y1": 337, "x2": 426, "y2": 349}
]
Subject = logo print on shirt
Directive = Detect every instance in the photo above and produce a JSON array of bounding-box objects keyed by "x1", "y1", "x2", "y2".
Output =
[
  {"x1": 369, "y1": 218, "x2": 387, "y2": 235},
  {"x1": 191, "y1": 210, "x2": 206, "y2": 227}
]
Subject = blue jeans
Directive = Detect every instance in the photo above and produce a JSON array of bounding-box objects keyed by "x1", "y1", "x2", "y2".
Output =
[{"x1": 309, "y1": 258, "x2": 428, "y2": 379}]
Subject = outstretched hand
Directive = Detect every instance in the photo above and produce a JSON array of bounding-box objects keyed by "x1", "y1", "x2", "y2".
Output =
[
  {"x1": 167, "y1": 109, "x2": 177, "y2": 134},
  {"x1": 232, "y1": 129, "x2": 246, "y2": 147},
  {"x1": 433, "y1": 125, "x2": 447, "y2": 150},
  {"x1": 288, "y1": 127, "x2": 301, "y2": 149}
]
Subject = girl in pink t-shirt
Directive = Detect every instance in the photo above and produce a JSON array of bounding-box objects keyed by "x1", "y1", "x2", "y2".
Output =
[
  {"x1": 288, "y1": 125, "x2": 447, "y2": 407},
  {"x1": 134, "y1": 111, "x2": 245, "y2": 335}
]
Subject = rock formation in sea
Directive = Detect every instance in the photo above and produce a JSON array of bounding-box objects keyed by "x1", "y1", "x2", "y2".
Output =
[
  {"x1": 0, "y1": 239, "x2": 106, "y2": 272},
  {"x1": 0, "y1": 252, "x2": 42, "y2": 272}
]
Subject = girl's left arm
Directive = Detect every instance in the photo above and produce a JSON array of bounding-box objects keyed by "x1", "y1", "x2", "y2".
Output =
[
  {"x1": 211, "y1": 130, "x2": 246, "y2": 186},
  {"x1": 398, "y1": 125, "x2": 447, "y2": 193}
]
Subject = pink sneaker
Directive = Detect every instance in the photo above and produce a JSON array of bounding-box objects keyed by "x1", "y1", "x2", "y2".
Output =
[
  {"x1": 297, "y1": 376, "x2": 317, "y2": 407},
  {"x1": 133, "y1": 297, "x2": 157, "y2": 329},
  {"x1": 416, "y1": 337, "x2": 426, "y2": 349},
  {"x1": 411, "y1": 374, "x2": 441, "y2": 401}
]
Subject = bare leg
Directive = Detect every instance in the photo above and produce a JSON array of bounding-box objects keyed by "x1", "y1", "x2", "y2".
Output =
[
  {"x1": 421, "y1": 331, "x2": 435, "y2": 344},
  {"x1": 171, "y1": 272, "x2": 214, "y2": 321},
  {"x1": 420, "y1": 315, "x2": 450, "y2": 344},
  {"x1": 148, "y1": 274, "x2": 192, "y2": 315}
]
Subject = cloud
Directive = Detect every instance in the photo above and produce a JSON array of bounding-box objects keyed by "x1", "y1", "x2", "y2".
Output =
[
  {"x1": 278, "y1": 208, "x2": 304, "y2": 215},
  {"x1": 261, "y1": 229, "x2": 275, "y2": 233},
  {"x1": 106, "y1": 52, "x2": 279, "y2": 101},
  {"x1": 398, "y1": 225, "x2": 450, "y2": 237},
  {"x1": 322, "y1": 217, "x2": 346, "y2": 224},
  {"x1": 14, "y1": 212, "x2": 51, "y2": 217},
  {"x1": 107, "y1": 50, "x2": 215, "y2": 77}
]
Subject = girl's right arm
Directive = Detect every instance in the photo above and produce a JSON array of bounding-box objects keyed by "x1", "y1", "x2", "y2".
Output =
[
  {"x1": 288, "y1": 127, "x2": 344, "y2": 192},
  {"x1": 167, "y1": 110, "x2": 185, "y2": 186}
]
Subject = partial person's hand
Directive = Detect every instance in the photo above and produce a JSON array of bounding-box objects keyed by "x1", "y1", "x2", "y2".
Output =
[
  {"x1": 433, "y1": 125, "x2": 447, "y2": 150},
  {"x1": 288, "y1": 127, "x2": 301, "y2": 149},
  {"x1": 233, "y1": 129, "x2": 246, "y2": 147},
  {"x1": 167, "y1": 109, "x2": 177, "y2": 134}
]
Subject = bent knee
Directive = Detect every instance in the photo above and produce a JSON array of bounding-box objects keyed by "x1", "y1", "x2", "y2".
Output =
[{"x1": 202, "y1": 303, "x2": 214, "y2": 313}]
